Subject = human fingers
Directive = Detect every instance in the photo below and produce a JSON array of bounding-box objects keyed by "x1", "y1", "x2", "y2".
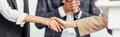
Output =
[
  {"x1": 68, "y1": 1, "x2": 80, "y2": 8},
  {"x1": 51, "y1": 17, "x2": 66, "y2": 30},
  {"x1": 52, "y1": 17, "x2": 67, "y2": 27},
  {"x1": 71, "y1": 6, "x2": 79, "y2": 13},
  {"x1": 49, "y1": 20, "x2": 59, "y2": 32},
  {"x1": 52, "y1": 19, "x2": 62, "y2": 32}
]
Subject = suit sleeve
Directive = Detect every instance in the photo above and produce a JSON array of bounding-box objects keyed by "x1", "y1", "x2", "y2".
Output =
[
  {"x1": 75, "y1": 13, "x2": 107, "y2": 36},
  {"x1": 75, "y1": 0, "x2": 101, "y2": 36},
  {"x1": 80, "y1": 0, "x2": 100, "y2": 19}
]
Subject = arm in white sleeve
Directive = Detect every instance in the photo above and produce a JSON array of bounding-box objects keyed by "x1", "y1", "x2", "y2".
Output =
[{"x1": 0, "y1": 0, "x2": 27, "y2": 25}]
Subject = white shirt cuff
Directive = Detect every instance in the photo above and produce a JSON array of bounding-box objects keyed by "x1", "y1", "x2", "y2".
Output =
[
  {"x1": 58, "y1": 6, "x2": 67, "y2": 18},
  {"x1": 75, "y1": 9, "x2": 82, "y2": 19},
  {"x1": 77, "y1": 10, "x2": 82, "y2": 18},
  {"x1": 16, "y1": 12, "x2": 28, "y2": 27}
]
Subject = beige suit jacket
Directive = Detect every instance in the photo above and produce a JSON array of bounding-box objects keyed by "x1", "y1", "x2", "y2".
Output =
[{"x1": 75, "y1": 13, "x2": 107, "y2": 36}]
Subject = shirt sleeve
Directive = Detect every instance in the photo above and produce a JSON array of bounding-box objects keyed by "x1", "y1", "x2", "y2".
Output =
[
  {"x1": 0, "y1": 0, "x2": 27, "y2": 26},
  {"x1": 74, "y1": 8, "x2": 83, "y2": 19},
  {"x1": 58, "y1": 6, "x2": 67, "y2": 18}
]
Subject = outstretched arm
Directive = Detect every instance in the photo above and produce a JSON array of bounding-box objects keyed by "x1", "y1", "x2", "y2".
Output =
[{"x1": 52, "y1": 13, "x2": 107, "y2": 36}]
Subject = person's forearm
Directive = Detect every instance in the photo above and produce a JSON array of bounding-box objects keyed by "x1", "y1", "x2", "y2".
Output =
[
  {"x1": 75, "y1": 13, "x2": 107, "y2": 36},
  {"x1": 24, "y1": 15, "x2": 50, "y2": 26},
  {"x1": 66, "y1": 21, "x2": 77, "y2": 28}
]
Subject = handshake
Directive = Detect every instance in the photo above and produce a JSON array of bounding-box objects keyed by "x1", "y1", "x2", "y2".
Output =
[
  {"x1": 43, "y1": 0, "x2": 80, "y2": 32},
  {"x1": 44, "y1": 17, "x2": 77, "y2": 32}
]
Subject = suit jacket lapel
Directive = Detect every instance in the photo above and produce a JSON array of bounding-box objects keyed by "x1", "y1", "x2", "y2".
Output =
[{"x1": 46, "y1": 0, "x2": 53, "y2": 11}]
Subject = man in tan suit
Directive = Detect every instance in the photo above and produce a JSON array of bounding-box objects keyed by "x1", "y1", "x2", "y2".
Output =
[{"x1": 51, "y1": 13, "x2": 107, "y2": 36}]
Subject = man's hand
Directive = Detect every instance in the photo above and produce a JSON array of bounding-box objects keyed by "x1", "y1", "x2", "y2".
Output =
[
  {"x1": 43, "y1": 17, "x2": 77, "y2": 32},
  {"x1": 63, "y1": 0, "x2": 80, "y2": 14},
  {"x1": 48, "y1": 19, "x2": 65, "y2": 32},
  {"x1": 41, "y1": 18, "x2": 64, "y2": 32}
]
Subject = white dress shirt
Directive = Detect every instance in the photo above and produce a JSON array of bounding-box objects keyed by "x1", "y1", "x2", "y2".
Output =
[
  {"x1": 58, "y1": 6, "x2": 82, "y2": 19},
  {"x1": 58, "y1": 6, "x2": 83, "y2": 37},
  {"x1": 0, "y1": 0, "x2": 27, "y2": 27}
]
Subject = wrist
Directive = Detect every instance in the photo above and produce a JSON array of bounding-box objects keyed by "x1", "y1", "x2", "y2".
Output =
[
  {"x1": 74, "y1": 8, "x2": 80, "y2": 15},
  {"x1": 41, "y1": 18, "x2": 51, "y2": 26},
  {"x1": 72, "y1": 21, "x2": 77, "y2": 27},
  {"x1": 67, "y1": 21, "x2": 77, "y2": 28}
]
